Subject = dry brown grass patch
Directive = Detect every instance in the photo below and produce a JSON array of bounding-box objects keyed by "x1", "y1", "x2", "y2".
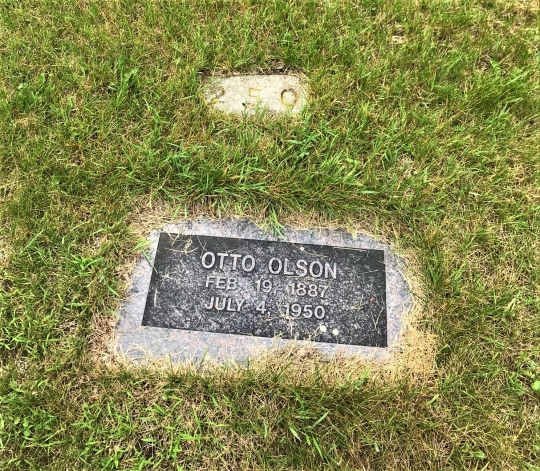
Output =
[{"x1": 89, "y1": 201, "x2": 437, "y2": 387}]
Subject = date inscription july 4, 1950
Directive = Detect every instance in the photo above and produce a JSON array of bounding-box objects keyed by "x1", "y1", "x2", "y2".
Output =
[{"x1": 141, "y1": 233, "x2": 388, "y2": 347}]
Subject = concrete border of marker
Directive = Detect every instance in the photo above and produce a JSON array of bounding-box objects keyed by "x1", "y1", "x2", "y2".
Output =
[{"x1": 115, "y1": 218, "x2": 413, "y2": 365}]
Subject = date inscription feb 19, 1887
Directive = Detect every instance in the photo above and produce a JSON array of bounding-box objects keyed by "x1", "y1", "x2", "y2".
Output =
[{"x1": 141, "y1": 233, "x2": 387, "y2": 347}]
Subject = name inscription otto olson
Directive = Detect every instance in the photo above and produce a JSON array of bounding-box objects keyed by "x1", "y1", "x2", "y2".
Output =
[
  {"x1": 201, "y1": 250, "x2": 337, "y2": 319},
  {"x1": 141, "y1": 233, "x2": 388, "y2": 347}
]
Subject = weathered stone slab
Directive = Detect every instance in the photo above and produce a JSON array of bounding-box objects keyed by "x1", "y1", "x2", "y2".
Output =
[
  {"x1": 204, "y1": 74, "x2": 307, "y2": 115},
  {"x1": 116, "y1": 219, "x2": 412, "y2": 364}
]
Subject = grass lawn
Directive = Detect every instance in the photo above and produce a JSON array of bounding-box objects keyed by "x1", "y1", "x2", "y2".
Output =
[{"x1": 1, "y1": 0, "x2": 540, "y2": 469}]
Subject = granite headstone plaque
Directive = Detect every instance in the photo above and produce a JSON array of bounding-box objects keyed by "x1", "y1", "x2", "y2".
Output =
[
  {"x1": 142, "y1": 233, "x2": 387, "y2": 347},
  {"x1": 116, "y1": 219, "x2": 411, "y2": 363}
]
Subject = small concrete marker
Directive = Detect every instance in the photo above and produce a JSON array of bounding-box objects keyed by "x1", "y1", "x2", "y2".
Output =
[
  {"x1": 116, "y1": 219, "x2": 413, "y2": 364},
  {"x1": 204, "y1": 74, "x2": 307, "y2": 115}
]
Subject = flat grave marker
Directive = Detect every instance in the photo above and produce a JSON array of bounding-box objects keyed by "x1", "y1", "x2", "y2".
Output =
[
  {"x1": 204, "y1": 74, "x2": 307, "y2": 115},
  {"x1": 116, "y1": 219, "x2": 411, "y2": 363},
  {"x1": 142, "y1": 233, "x2": 387, "y2": 347}
]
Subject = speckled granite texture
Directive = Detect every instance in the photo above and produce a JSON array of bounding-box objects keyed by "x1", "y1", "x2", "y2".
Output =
[{"x1": 115, "y1": 219, "x2": 412, "y2": 364}]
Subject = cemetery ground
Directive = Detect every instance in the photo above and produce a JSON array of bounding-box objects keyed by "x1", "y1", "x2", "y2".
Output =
[{"x1": 0, "y1": 0, "x2": 539, "y2": 469}]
